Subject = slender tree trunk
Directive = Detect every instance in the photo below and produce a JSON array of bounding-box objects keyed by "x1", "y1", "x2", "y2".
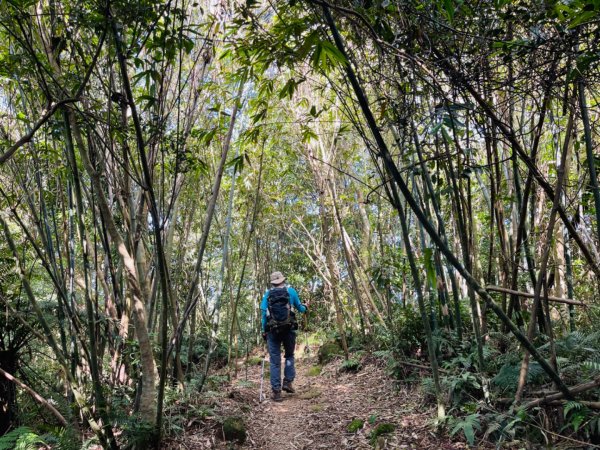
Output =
[
  {"x1": 578, "y1": 81, "x2": 600, "y2": 242},
  {"x1": 228, "y1": 150, "x2": 264, "y2": 368},
  {"x1": 68, "y1": 108, "x2": 158, "y2": 425},
  {"x1": 515, "y1": 100, "x2": 574, "y2": 402},
  {"x1": 199, "y1": 144, "x2": 238, "y2": 390},
  {"x1": 171, "y1": 81, "x2": 244, "y2": 360}
]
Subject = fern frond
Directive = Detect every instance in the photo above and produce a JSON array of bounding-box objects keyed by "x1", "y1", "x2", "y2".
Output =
[
  {"x1": 373, "y1": 350, "x2": 392, "y2": 359},
  {"x1": 483, "y1": 420, "x2": 501, "y2": 439},
  {"x1": 584, "y1": 358, "x2": 600, "y2": 372},
  {"x1": 0, "y1": 427, "x2": 45, "y2": 450},
  {"x1": 563, "y1": 401, "x2": 583, "y2": 416},
  {"x1": 492, "y1": 361, "x2": 549, "y2": 392}
]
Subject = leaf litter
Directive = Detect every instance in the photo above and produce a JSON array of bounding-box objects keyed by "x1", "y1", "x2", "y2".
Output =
[{"x1": 164, "y1": 350, "x2": 473, "y2": 449}]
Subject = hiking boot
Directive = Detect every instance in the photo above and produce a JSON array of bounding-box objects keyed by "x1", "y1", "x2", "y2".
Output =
[
  {"x1": 282, "y1": 380, "x2": 295, "y2": 393},
  {"x1": 271, "y1": 390, "x2": 282, "y2": 402}
]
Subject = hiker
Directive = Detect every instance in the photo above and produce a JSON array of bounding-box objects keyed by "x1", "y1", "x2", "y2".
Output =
[{"x1": 261, "y1": 271, "x2": 308, "y2": 402}]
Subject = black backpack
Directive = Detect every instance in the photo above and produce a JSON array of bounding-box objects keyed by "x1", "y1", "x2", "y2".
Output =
[{"x1": 266, "y1": 287, "x2": 297, "y2": 332}]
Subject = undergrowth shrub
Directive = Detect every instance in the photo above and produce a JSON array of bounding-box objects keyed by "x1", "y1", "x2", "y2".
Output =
[
  {"x1": 340, "y1": 357, "x2": 362, "y2": 373},
  {"x1": 0, "y1": 427, "x2": 46, "y2": 450},
  {"x1": 388, "y1": 306, "x2": 425, "y2": 357},
  {"x1": 448, "y1": 413, "x2": 481, "y2": 446},
  {"x1": 180, "y1": 333, "x2": 229, "y2": 371},
  {"x1": 367, "y1": 302, "x2": 600, "y2": 447},
  {"x1": 492, "y1": 361, "x2": 547, "y2": 394},
  {"x1": 120, "y1": 417, "x2": 157, "y2": 449}
]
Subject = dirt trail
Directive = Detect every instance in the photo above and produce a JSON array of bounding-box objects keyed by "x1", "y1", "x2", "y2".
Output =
[
  {"x1": 243, "y1": 351, "x2": 464, "y2": 449},
  {"x1": 174, "y1": 347, "x2": 468, "y2": 449}
]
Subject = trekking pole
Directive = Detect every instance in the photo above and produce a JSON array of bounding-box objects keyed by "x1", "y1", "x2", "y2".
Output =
[
  {"x1": 304, "y1": 328, "x2": 310, "y2": 355},
  {"x1": 259, "y1": 356, "x2": 265, "y2": 403},
  {"x1": 259, "y1": 341, "x2": 268, "y2": 403},
  {"x1": 303, "y1": 309, "x2": 311, "y2": 355}
]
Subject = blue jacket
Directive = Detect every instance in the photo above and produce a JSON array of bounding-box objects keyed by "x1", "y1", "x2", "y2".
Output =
[{"x1": 261, "y1": 286, "x2": 306, "y2": 331}]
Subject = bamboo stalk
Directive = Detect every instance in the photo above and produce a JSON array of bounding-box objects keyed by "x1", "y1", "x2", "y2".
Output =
[
  {"x1": 0, "y1": 368, "x2": 68, "y2": 427},
  {"x1": 522, "y1": 377, "x2": 600, "y2": 410},
  {"x1": 495, "y1": 398, "x2": 600, "y2": 409},
  {"x1": 485, "y1": 286, "x2": 584, "y2": 307}
]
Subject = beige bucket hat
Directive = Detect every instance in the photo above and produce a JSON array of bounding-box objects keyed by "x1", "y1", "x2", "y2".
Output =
[{"x1": 270, "y1": 271, "x2": 286, "y2": 285}]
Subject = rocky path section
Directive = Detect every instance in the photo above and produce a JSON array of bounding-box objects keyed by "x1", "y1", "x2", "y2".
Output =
[{"x1": 167, "y1": 350, "x2": 468, "y2": 449}]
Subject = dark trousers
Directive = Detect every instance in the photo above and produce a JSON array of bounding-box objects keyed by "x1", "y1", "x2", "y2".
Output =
[{"x1": 266, "y1": 329, "x2": 296, "y2": 391}]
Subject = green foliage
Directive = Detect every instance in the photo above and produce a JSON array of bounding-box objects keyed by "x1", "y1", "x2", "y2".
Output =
[
  {"x1": 0, "y1": 427, "x2": 46, "y2": 450},
  {"x1": 120, "y1": 417, "x2": 157, "y2": 450},
  {"x1": 447, "y1": 372, "x2": 482, "y2": 406},
  {"x1": 340, "y1": 358, "x2": 362, "y2": 373},
  {"x1": 561, "y1": 401, "x2": 600, "y2": 438},
  {"x1": 583, "y1": 357, "x2": 600, "y2": 372},
  {"x1": 246, "y1": 356, "x2": 263, "y2": 366},
  {"x1": 307, "y1": 365, "x2": 322, "y2": 376},
  {"x1": 480, "y1": 408, "x2": 527, "y2": 445},
  {"x1": 369, "y1": 423, "x2": 395, "y2": 444},
  {"x1": 40, "y1": 427, "x2": 79, "y2": 450},
  {"x1": 347, "y1": 418, "x2": 364, "y2": 433},
  {"x1": 205, "y1": 374, "x2": 230, "y2": 391},
  {"x1": 492, "y1": 362, "x2": 546, "y2": 393},
  {"x1": 449, "y1": 414, "x2": 481, "y2": 446},
  {"x1": 235, "y1": 380, "x2": 256, "y2": 388},
  {"x1": 539, "y1": 330, "x2": 600, "y2": 382},
  {"x1": 420, "y1": 376, "x2": 438, "y2": 403},
  {"x1": 221, "y1": 417, "x2": 246, "y2": 443},
  {"x1": 379, "y1": 306, "x2": 425, "y2": 358},
  {"x1": 543, "y1": 330, "x2": 600, "y2": 360},
  {"x1": 310, "y1": 40, "x2": 347, "y2": 72},
  {"x1": 318, "y1": 341, "x2": 343, "y2": 364},
  {"x1": 563, "y1": 401, "x2": 586, "y2": 432}
]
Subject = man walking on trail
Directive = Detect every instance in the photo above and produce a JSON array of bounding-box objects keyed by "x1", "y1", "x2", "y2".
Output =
[{"x1": 261, "y1": 271, "x2": 308, "y2": 402}]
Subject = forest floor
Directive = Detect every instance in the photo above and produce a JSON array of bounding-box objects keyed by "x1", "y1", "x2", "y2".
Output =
[{"x1": 165, "y1": 343, "x2": 471, "y2": 449}]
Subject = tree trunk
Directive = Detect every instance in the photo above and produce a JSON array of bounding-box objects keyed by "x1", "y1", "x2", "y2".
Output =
[{"x1": 0, "y1": 350, "x2": 17, "y2": 435}]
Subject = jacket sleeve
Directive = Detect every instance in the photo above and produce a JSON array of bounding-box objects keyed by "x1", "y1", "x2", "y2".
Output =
[
  {"x1": 260, "y1": 291, "x2": 269, "y2": 331},
  {"x1": 288, "y1": 287, "x2": 306, "y2": 313}
]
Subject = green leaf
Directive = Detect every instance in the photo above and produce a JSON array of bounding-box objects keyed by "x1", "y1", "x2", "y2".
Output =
[
  {"x1": 423, "y1": 247, "x2": 437, "y2": 287},
  {"x1": 296, "y1": 30, "x2": 319, "y2": 60},
  {"x1": 450, "y1": 414, "x2": 481, "y2": 446},
  {"x1": 569, "y1": 10, "x2": 596, "y2": 28},
  {"x1": 311, "y1": 40, "x2": 347, "y2": 72},
  {"x1": 131, "y1": 69, "x2": 152, "y2": 86},
  {"x1": 182, "y1": 36, "x2": 195, "y2": 54},
  {"x1": 564, "y1": 400, "x2": 582, "y2": 417},
  {"x1": 7, "y1": 0, "x2": 37, "y2": 8},
  {"x1": 226, "y1": 155, "x2": 244, "y2": 174},
  {"x1": 301, "y1": 126, "x2": 318, "y2": 143},
  {"x1": 0, "y1": 427, "x2": 46, "y2": 450},
  {"x1": 443, "y1": 0, "x2": 455, "y2": 22},
  {"x1": 279, "y1": 78, "x2": 298, "y2": 99},
  {"x1": 138, "y1": 95, "x2": 157, "y2": 110},
  {"x1": 441, "y1": 126, "x2": 452, "y2": 144},
  {"x1": 251, "y1": 108, "x2": 268, "y2": 124}
]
